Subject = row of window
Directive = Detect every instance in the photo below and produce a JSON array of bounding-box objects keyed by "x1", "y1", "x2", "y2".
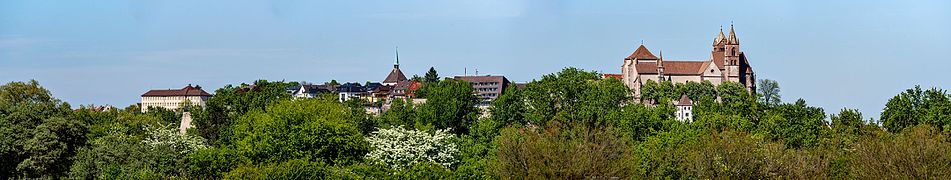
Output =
[
  {"x1": 480, "y1": 93, "x2": 498, "y2": 97},
  {"x1": 142, "y1": 96, "x2": 205, "y2": 101},
  {"x1": 470, "y1": 82, "x2": 500, "y2": 86},
  {"x1": 144, "y1": 103, "x2": 180, "y2": 108},
  {"x1": 476, "y1": 88, "x2": 499, "y2": 92}
]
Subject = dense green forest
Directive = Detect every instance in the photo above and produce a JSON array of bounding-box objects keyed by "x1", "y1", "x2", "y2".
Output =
[{"x1": 2, "y1": 67, "x2": 950, "y2": 179}]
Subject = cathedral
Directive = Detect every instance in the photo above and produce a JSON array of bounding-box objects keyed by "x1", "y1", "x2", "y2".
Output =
[{"x1": 617, "y1": 25, "x2": 756, "y2": 100}]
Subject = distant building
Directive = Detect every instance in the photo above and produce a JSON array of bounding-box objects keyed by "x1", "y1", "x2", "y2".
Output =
[
  {"x1": 618, "y1": 25, "x2": 755, "y2": 102},
  {"x1": 675, "y1": 95, "x2": 694, "y2": 122},
  {"x1": 140, "y1": 85, "x2": 212, "y2": 113},
  {"x1": 391, "y1": 80, "x2": 422, "y2": 99},
  {"x1": 382, "y1": 50, "x2": 407, "y2": 86},
  {"x1": 513, "y1": 82, "x2": 528, "y2": 91},
  {"x1": 337, "y1": 83, "x2": 366, "y2": 102},
  {"x1": 365, "y1": 82, "x2": 389, "y2": 103},
  {"x1": 454, "y1": 75, "x2": 511, "y2": 107},
  {"x1": 288, "y1": 84, "x2": 333, "y2": 99},
  {"x1": 180, "y1": 112, "x2": 193, "y2": 134}
]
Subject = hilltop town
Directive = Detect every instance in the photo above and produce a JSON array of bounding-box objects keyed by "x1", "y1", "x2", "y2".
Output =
[{"x1": 3, "y1": 25, "x2": 950, "y2": 179}]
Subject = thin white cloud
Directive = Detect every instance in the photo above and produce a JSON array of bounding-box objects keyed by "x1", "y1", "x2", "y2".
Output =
[{"x1": 0, "y1": 35, "x2": 50, "y2": 49}]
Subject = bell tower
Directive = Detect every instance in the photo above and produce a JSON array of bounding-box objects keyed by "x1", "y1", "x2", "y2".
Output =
[{"x1": 723, "y1": 23, "x2": 741, "y2": 82}]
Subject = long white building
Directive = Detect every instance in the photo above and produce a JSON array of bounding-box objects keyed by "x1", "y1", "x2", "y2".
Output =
[{"x1": 140, "y1": 85, "x2": 212, "y2": 112}]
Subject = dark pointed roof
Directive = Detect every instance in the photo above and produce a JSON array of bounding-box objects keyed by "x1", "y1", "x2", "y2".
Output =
[
  {"x1": 142, "y1": 85, "x2": 212, "y2": 97},
  {"x1": 676, "y1": 94, "x2": 692, "y2": 106},
  {"x1": 626, "y1": 44, "x2": 659, "y2": 60},
  {"x1": 727, "y1": 25, "x2": 739, "y2": 45},
  {"x1": 383, "y1": 67, "x2": 407, "y2": 84},
  {"x1": 714, "y1": 27, "x2": 726, "y2": 45}
]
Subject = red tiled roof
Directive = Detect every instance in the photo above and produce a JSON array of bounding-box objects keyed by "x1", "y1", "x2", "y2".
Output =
[
  {"x1": 383, "y1": 67, "x2": 407, "y2": 84},
  {"x1": 392, "y1": 81, "x2": 422, "y2": 97},
  {"x1": 677, "y1": 94, "x2": 692, "y2": 106},
  {"x1": 142, "y1": 85, "x2": 212, "y2": 97},
  {"x1": 602, "y1": 74, "x2": 623, "y2": 80},
  {"x1": 712, "y1": 52, "x2": 725, "y2": 69},
  {"x1": 634, "y1": 61, "x2": 708, "y2": 75},
  {"x1": 626, "y1": 45, "x2": 659, "y2": 60}
]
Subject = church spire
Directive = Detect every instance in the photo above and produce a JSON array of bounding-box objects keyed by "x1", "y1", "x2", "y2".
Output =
[
  {"x1": 714, "y1": 25, "x2": 726, "y2": 45},
  {"x1": 728, "y1": 23, "x2": 738, "y2": 45},
  {"x1": 394, "y1": 46, "x2": 400, "y2": 68}
]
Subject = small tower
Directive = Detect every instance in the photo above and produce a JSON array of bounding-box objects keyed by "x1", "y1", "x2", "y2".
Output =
[
  {"x1": 394, "y1": 46, "x2": 400, "y2": 69},
  {"x1": 382, "y1": 47, "x2": 408, "y2": 86},
  {"x1": 675, "y1": 94, "x2": 694, "y2": 122},
  {"x1": 713, "y1": 26, "x2": 727, "y2": 52},
  {"x1": 657, "y1": 50, "x2": 665, "y2": 82},
  {"x1": 724, "y1": 23, "x2": 742, "y2": 81}
]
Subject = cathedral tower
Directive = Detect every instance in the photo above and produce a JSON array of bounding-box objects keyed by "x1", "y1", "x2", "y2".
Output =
[{"x1": 724, "y1": 24, "x2": 741, "y2": 81}]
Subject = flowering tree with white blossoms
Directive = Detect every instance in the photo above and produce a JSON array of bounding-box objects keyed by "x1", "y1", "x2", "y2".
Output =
[
  {"x1": 365, "y1": 126, "x2": 459, "y2": 169},
  {"x1": 142, "y1": 123, "x2": 209, "y2": 154}
]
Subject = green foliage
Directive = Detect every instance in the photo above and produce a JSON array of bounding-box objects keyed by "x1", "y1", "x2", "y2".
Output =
[
  {"x1": 881, "y1": 86, "x2": 951, "y2": 132},
  {"x1": 344, "y1": 98, "x2": 376, "y2": 134},
  {"x1": 18, "y1": 117, "x2": 87, "y2": 178},
  {"x1": 415, "y1": 79, "x2": 479, "y2": 134},
  {"x1": 380, "y1": 97, "x2": 416, "y2": 128},
  {"x1": 425, "y1": 67, "x2": 440, "y2": 84},
  {"x1": 522, "y1": 67, "x2": 631, "y2": 126},
  {"x1": 230, "y1": 98, "x2": 369, "y2": 165},
  {"x1": 492, "y1": 121, "x2": 633, "y2": 179},
  {"x1": 679, "y1": 81, "x2": 717, "y2": 102},
  {"x1": 488, "y1": 86, "x2": 525, "y2": 128},
  {"x1": 848, "y1": 125, "x2": 951, "y2": 179},
  {"x1": 617, "y1": 102, "x2": 675, "y2": 141},
  {"x1": 144, "y1": 106, "x2": 180, "y2": 125},
  {"x1": 761, "y1": 99, "x2": 827, "y2": 148},
  {"x1": 757, "y1": 78, "x2": 782, "y2": 106},
  {"x1": 222, "y1": 159, "x2": 330, "y2": 180},
  {"x1": 493, "y1": 122, "x2": 634, "y2": 179},
  {"x1": 4, "y1": 71, "x2": 951, "y2": 179},
  {"x1": 0, "y1": 80, "x2": 85, "y2": 178},
  {"x1": 193, "y1": 80, "x2": 294, "y2": 145},
  {"x1": 831, "y1": 108, "x2": 864, "y2": 136},
  {"x1": 632, "y1": 123, "x2": 704, "y2": 178},
  {"x1": 68, "y1": 128, "x2": 184, "y2": 179},
  {"x1": 186, "y1": 147, "x2": 249, "y2": 179}
]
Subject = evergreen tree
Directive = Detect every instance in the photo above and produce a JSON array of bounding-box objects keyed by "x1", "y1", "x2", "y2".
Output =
[{"x1": 424, "y1": 67, "x2": 440, "y2": 83}]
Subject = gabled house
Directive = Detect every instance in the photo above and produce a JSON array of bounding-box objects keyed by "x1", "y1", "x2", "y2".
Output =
[
  {"x1": 289, "y1": 84, "x2": 333, "y2": 99},
  {"x1": 337, "y1": 83, "x2": 366, "y2": 102}
]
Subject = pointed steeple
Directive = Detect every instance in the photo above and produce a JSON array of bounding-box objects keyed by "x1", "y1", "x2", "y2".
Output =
[
  {"x1": 728, "y1": 23, "x2": 738, "y2": 45},
  {"x1": 714, "y1": 26, "x2": 726, "y2": 45},
  {"x1": 394, "y1": 46, "x2": 400, "y2": 68},
  {"x1": 627, "y1": 44, "x2": 659, "y2": 60},
  {"x1": 658, "y1": 50, "x2": 664, "y2": 67},
  {"x1": 384, "y1": 47, "x2": 407, "y2": 85}
]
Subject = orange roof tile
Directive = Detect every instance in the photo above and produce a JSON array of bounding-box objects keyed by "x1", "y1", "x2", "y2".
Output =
[
  {"x1": 635, "y1": 61, "x2": 708, "y2": 75},
  {"x1": 602, "y1": 73, "x2": 623, "y2": 80},
  {"x1": 626, "y1": 45, "x2": 659, "y2": 60}
]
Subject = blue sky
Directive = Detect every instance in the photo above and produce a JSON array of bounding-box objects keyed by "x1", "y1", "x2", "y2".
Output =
[{"x1": 1, "y1": 0, "x2": 949, "y2": 119}]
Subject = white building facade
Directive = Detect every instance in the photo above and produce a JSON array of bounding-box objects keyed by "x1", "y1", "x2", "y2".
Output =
[{"x1": 140, "y1": 85, "x2": 212, "y2": 112}]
